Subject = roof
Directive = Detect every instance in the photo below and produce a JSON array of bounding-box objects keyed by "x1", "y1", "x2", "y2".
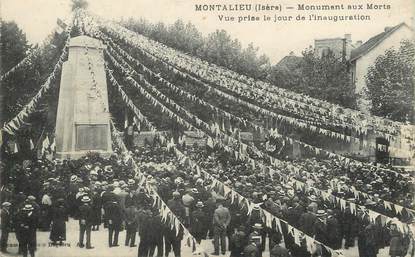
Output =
[
  {"x1": 350, "y1": 23, "x2": 410, "y2": 62},
  {"x1": 69, "y1": 35, "x2": 105, "y2": 49},
  {"x1": 276, "y1": 55, "x2": 303, "y2": 69}
]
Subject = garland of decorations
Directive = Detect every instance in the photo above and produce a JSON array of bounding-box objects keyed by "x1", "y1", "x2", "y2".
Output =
[
  {"x1": 106, "y1": 66, "x2": 157, "y2": 131},
  {"x1": 105, "y1": 42, "x2": 406, "y2": 186},
  {"x1": 1, "y1": 15, "x2": 74, "y2": 82},
  {"x1": 110, "y1": 77, "x2": 344, "y2": 257},
  {"x1": 99, "y1": 14, "x2": 412, "y2": 140},
  {"x1": 107, "y1": 48, "x2": 413, "y2": 229},
  {"x1": 2, "y1": 30, "x2": 72, "y2": 135},
  {"x1": 104, "y1": 37, "x2": 411, "y2": 160},
  {"x1": 110, "y1": 121, "x2": 207, "y2": 255},
  {"x1": 95, "y1": 13, "x2": 415, "y2": 144},
  {"x1": 99, "y1": 24, "x2": 409, "y2": 151}
]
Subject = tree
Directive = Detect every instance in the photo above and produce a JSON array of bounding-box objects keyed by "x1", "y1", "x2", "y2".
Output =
[
  {"x1": 365, "y1": 40, "x2": 415, "y2": 123},
  {"x1": 268, "y1": 48, "x2": 356, "y2": 108},
  {"x1": 0, "y1": 21, "x2": 30, "y2": 126},
  {"x1": 236, "y1": 43, "x2": 270, "y2": 79},
  {"x1": 0, "y1": 21, "x2": 30, "y2": 73},
  {"x1": 1, "y1": 21, "x2": 68, "y2": 128},
  {"x1": 71, "y1": 0, "x2": 88, "y2": 11},
  {"x1": 300, "y1": 48, "x2": 356, "y2": 108},
  {"x1": 267, "y1": 52, "x2": 303, "y2": 91},
  {"x1": 201, "y1": 29, "x2": 241, "y2": 68},
  {"x1": 122, "y1": 18, "x2": 269, "y2": 79}
]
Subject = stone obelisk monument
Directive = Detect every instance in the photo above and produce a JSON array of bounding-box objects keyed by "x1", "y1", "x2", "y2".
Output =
[{"x1": 55, "y1": 36, "x2": 112, "y2": 159}]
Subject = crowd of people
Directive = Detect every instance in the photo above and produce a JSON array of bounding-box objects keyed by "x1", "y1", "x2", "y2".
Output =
[
  {"x1": 1, "y1": 138, "x2": 414, "y2": 257},
  {"x1": 0, "y1": 150, "x2": 185, "y2": 257},
  {"x1": 133, "y1": 140, "x2": 415, "y2": 257}
]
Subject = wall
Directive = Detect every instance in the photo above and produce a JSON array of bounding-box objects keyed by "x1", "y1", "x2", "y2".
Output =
[{"x1": 315, "y1": 38, "x2": 345, "y2": 59}]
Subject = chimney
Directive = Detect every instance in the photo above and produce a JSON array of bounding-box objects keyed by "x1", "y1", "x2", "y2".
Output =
[
  {"x1": 355, "y1": 40, "x2": 363, "y2": 47},
  {"x1": 384, "y1": 26, "x2": 392, "y2": 32},
  {"x1": 344, "y1": 33, "x2": 352, "y2": 42}
]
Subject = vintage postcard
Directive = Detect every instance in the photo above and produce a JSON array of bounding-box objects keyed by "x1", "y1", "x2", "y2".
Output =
[{"x1": 1, "y1": 0, "x2": 414, "y2": 257}]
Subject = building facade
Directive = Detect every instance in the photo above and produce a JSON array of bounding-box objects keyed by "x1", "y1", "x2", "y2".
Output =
[
  {"x1": 314, "y1": 34, "x2": 356, "y2": 60},
  {"x1": 349, "y1": 23, "x2": 414, "y2": 112}
]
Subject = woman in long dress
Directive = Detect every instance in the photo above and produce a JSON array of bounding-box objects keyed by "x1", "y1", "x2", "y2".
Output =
[{"x1": 49, "y1": 199, "x2": 68, "y2": 245}]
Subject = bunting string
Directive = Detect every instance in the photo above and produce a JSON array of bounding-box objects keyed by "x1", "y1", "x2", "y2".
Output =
[
  {"x1": 1, "y1": 14, "x2": 74, "y2": 82},
  {"x1": 2, "y1": 24, "x2": 73, "y2": 135},
  {"x1": 110, "y1": 121, "x2": 206, "y2": 255},
  {"x1": 103, "y1": 32, "x2": 412, "y2": 214},
  {"x1": 106, "y1": 46, "x2": 413, "y2": 230},
  {"x1": 93, "y1": 13, "x2": 414, "y2": 143}
]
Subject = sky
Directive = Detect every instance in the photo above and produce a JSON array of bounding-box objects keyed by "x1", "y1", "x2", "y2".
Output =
[{"x1": 2, "y1": 0, "x2": 414, "y2": 64}]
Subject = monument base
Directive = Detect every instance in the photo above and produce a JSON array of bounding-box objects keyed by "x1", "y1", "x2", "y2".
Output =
[{"x1": 55, "y1": 150, "x2": 113, "y2": 160}]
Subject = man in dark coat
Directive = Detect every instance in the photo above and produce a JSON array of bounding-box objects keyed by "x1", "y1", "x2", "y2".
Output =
[
  {"x1": 298, "y1": 205, "x2": 317, "y2": 236},
  {"x1": 270, "y1": 244, "x2": 292, "y2": 257},
  {"x1": 101, "y1": 185, "x2": 117, "y2": 228},
  {"x1": 124, "y1": 205, "x2": 138, "y2": 247},
  {"x1": 138, "y1": 209, "x2": 153, "y2": 257},
  {"x1": 191, "y1": 201, "x2": 207, "y2": 244},
  {"x1": 247, "y1": 206, "x2": 266, "y2": 253},
  {"x1": 91, "y1": 189, "x2": 102, "y2": 231},
  {"x1": 78, "y1": 196, "x2": 94, "y2": 249},
  {"x1": 205, "y1": 194, "x2": 217, "y2": 238},
  {"x1": 244, "y1": 237, "x2": 260, "y2": 257},
  {"x1": 389, "y1": 222, "x2": 405, "y2": 257},
  {"x1": 343, "y1": 206, "x2": 358, "y2": 248},
  {"x1": 163, "y1": 214, "x2": 184, "y2": 257},
  {"x1": 16, "y1": 204, "x2": 38, "y2": 257},
  {"x1": 148, "y1": 210, "x2": 164, "y2": 257},
  {"x1": 230, "y1": 225, "x2": 247, "y2": 257},
  {"x1": 0, "y1": 202, "x2": 12, "y2": 253},
  {"x1": 106, "y1": 200, "x2": 124, "y2": 247},
  {"x1": 358, "y1": 217, "x2": 379, "y2": 257},
  {"x1": 326, "y1": 209, "x2": 341, "y2": 249},
  {"x1": 313, "y1": 210, "x2": 330, "y2": 257},
  {"x1": 167, "y1": 191, "x2": 186, "y2": 222},
  {"x1": 49, "y1": 199, "x2": 67, "y2": 245}
]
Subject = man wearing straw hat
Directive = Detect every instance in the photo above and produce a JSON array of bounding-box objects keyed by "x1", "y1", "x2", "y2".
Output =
[
  {"x1": 313, "y1": 210, "x2": 329, "y2": 257},
  {"x1": 78, "y1": 195, "x2": 94, "y2": 249},
  {"x1": 16, "y1": 204, "x2": 38, "y2": 257},
  {"x1": 249, "y1": 223, "x2": 264, "y2": 257}
]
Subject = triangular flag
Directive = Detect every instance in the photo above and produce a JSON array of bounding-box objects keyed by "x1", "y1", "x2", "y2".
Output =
[
  {"x1": 43, "y1": 135, "x2": 50, "y2": 149},
  {"x1": 50, "y1": 138, "x2": 56, "y2": 152},
  {"x1": 394, "y1": 204, "x2": 404, "y2": 215},
  {"x1": 383, "y1": 201, "x2": 392, "y2": 210},
  {"x1": 13, "y1": 143, "x2": 19, "y2": 153}
]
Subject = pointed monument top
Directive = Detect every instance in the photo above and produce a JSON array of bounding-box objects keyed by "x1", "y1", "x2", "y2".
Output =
[{"x1": 69, "y1": 35, "x2": 105, "y2": 49}]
